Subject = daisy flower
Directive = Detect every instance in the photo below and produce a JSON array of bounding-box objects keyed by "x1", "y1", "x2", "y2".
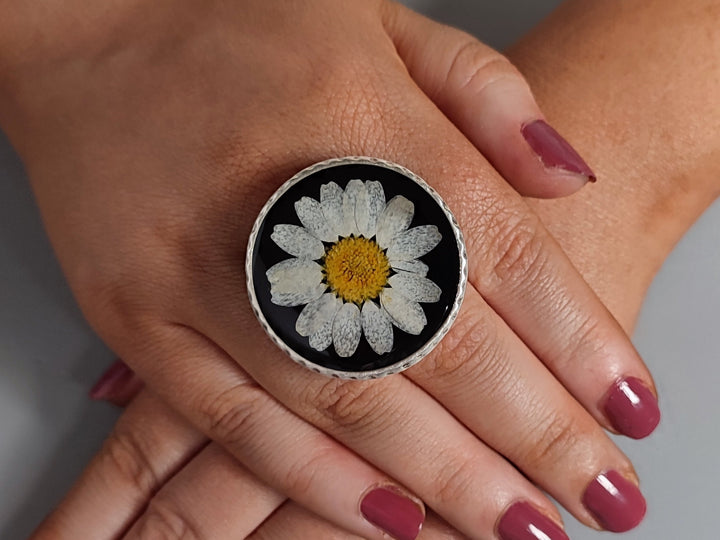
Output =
[{"x1": 266, "y1": 179, "x2": 443, "y2": 357}]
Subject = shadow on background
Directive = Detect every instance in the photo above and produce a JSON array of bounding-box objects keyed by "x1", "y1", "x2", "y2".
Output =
[
  {"x1": 0, "y1": 131, "x2": 119, "y2": 537},
  {"x1": 1, "y1": 402, "x2": 119, "y2": 539},
  {"x1": 414, "y1": 0, "x2": 562, "y2": 50}
]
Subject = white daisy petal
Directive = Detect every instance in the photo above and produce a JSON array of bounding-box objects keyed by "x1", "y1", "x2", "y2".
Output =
[
  {"x1": 296, "y1": 293, "x2": 341, "y2": 337},
  {"x1": 354, "y1": 181, "x2": 371, "y2": 238},
  {"x1": 363, "y1": 181, "x2": 386, "y2": 239},
  {"x1": 266, "y1": 258, "x2": 325, "y2": 306},
  {"x1": 361, "y1": 301, "x2": 393, "y2": 354},
  {"x1": 340, "y1": 179, "x2": 363, "y2": 237},
  {"x1": 320, "y1": 182, "x2": 344, "y2": 237},
  {"x1": 309, "y1": 320, "x2": 334, "y2": 351},
  {"x1": 388, "y1": 272, "x2": 442, "y2": 303},
  {"x1": 295, "y1": 196, "x2": 338, "y2": 242},
  {"x1": 332, "y1": 302, "x2": 362, "y2": 357},
  {"x1": 390, "y1": 259, "x2": 428, "y2": 277},
  {"x1": 386, "y1": 225, "x2": 442, "y2": 261},
  {"x1": 376, "y1": 195, "x2": 414, "y2": 248},
  {"x1": 271, "y1": 224, "x2": 325, "y2": 260},
  {"x1": 380, "y1": 288, "x2": 426, "y2": 335},
  {"x1": 356, "y1": 180, "x2": 385, "y2": 238}
]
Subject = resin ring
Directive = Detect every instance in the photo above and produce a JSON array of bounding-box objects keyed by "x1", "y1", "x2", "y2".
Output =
[{"x1": 246, "y1": 157, "x2": 467, "y2": 379}]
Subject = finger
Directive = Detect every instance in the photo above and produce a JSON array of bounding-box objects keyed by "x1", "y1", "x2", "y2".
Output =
[
  {"x1": 382, "y1": 2, "x2": 596, "y2": 198},
  {"x1": 445, "y1": 168, "x2": 661, "y2": 441},
  {"x1": 32, "y1": 391, "x2": 205, "y2": 539},
  {"x1": 115, "y1": 390, "x2": 455, "y2": 539},
  {"x1": 249, "y1": 502, "x2": 464, "y2": 540},
  {"x1": 249, "y1": 502, "x2": 366, "y2": 540},
  {"x1": 124, "y1": 444, "x2": 284, "y2": 539},
  {"x1": 125, "y1": 323, "x2": 564, "y2": 540},
  {"x1": 123, "y1": 328, "x2": 428, "y2": 540},
  {"x1": 89, "y1": 359, "x2": 144, "y2": 407},
  {"x1": 406, "y1": 288, "x2": 647, "y2": 532}
]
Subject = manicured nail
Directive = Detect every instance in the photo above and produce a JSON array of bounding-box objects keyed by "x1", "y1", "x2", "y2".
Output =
[
  {"x1": 360, "y1": 487, "x2": 424, "y2": 540},
  {"x1": 582, "y1": 470, "x2": 646, "y2": 532},
  {"x1": 497, "y1": 501, "x2": 569, "y2": 540},
  {"x1": 89, "y1": 359, "x2": 134, "y2": 400},
  {"x1": 521, "y1": 120, "x2": 596, "y2": 182},
  {"x1": 603, "y1": 377, "x2": 661, "y2": 439}
]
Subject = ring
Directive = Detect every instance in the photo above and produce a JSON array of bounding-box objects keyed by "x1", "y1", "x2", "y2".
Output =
[{"x1": 246, "y1": 156, "x2": 467, "y2": 379}]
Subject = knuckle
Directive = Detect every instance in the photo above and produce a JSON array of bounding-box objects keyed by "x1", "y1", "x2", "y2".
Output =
[
  {"x1": 283, "y1": 447, "x2": 336, "y2": 496},
  {"x1": 299, "y1": 48, "x2": 414, "y2": 159},
  {"x1": 198, "y1": 380, "x2": 268, "y2": 447},
  {"x1": 445, "y1": 38, "x2": 521, "y2": 96},
  {"x1": 133, "y1": 498, "x2": 198, "y2": 540},
  {"x1": 521, "y1": 411, "x2": 583, "y2": 470},
  {"x1": 73, "y1": 270, "x2": 142, "y2": 331},
  {"x1": 70, "y1": 261, "x2": 172, "y2": 342},
  {"x1": 325, "y1": 68, "x2": 406, "y2": 157},
  {"x1": 100, "y1": 427, "x2": 161, "y2": 497},
  {"x1": 417, "y1": 307, "x2": 510, "y2": 394},
  {"x1": 481, "y1": 213, "x2": 549, "y2": 291},
  {"x1": 312, "y1": 378, "x2": 387, "y2": 431},
  {"x1": 433, "y1": 457, "x2": 478, "y2": 507},
  {"x1": 555, "y1": 313, "x2": 607, "y2": 370}
]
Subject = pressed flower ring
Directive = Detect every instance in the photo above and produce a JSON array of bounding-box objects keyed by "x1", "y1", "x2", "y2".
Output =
[{"x1": 246, "y1": 157, "x2": 467, "y2": 379}]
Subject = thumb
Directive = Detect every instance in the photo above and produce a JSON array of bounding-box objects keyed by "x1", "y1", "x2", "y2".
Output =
[{"x1": 382, "y1": 2, "x2": 595, "y2": 198}]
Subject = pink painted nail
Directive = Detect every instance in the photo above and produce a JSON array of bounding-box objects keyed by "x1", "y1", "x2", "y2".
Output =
[
  {"x1": 521, "y1": 120, "x2": 596, "y2": 181},
  {"x1": 603, "y1": 377, "x2": 661, "y2": 439},
  {"x1": 89, "y1": 359, "x2": 134, "y2": 400},
  {"x1": 360, "y1": 487, "x2": 424, "y2": 540},
  {"x1": 582, "y1": 471, "x2": 646, "y2": 532},
  {"x1": 497, "y1": 502, "x2": 569, "y2": 540}
]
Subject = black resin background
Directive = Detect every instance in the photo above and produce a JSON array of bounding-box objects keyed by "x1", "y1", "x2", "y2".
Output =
[{"x1": 251, "y1": 162, "x2": 462, "y2": 373}]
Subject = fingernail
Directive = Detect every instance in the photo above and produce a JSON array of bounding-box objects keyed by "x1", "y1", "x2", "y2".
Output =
[
  {"x1": 89, "y1": 359, "x2": 134, "y2": 400},
  {"x1": 521, "y1": 120, "x2": 596, "y2": 182},
  {"x1": 603, "y1": 377, "x2": 661, "y2": 439},
  {"x1": 360, "y1": 487, "x2": 424, "y2": 540},
  {"x1": 582, "y1": 470, "x2": 646, "y2": 532},
  {"x1": 497, "y1": 501, "x2": 569, "y2": 540}
]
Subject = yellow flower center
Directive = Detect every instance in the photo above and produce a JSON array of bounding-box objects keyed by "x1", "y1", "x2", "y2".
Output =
[{"x1": 324, "y1": 237, "x2": 390, "y2": 304}]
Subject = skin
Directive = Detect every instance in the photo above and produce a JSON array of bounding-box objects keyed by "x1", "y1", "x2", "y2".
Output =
[{"x1": 2, "y1": 0, "x2": 719, "y2": 538}]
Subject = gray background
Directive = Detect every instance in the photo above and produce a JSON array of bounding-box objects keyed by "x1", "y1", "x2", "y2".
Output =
[{"x1": 1, "y1": 0, "x2": 718, "y2": 538}]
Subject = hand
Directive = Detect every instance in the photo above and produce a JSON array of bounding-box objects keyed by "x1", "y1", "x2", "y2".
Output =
[{"x1": 3, "y1": 0, "x2": 657, "y2": 538}]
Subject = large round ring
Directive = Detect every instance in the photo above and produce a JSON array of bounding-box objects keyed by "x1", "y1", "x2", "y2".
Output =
[{"x1": 246, "y1": 156, "x2": 467, "y2": 379}]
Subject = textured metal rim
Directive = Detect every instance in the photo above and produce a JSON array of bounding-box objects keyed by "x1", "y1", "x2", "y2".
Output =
[{"x1": 246, "y1": 156, "x2": 468, "y2": 379}]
